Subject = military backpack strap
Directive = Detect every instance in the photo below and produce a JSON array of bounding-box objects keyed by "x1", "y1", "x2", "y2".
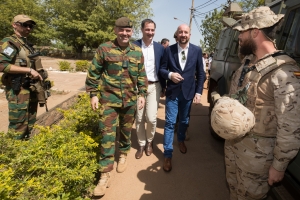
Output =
[
  {"x1": 7, "y1": 36, "x2": 22, "y2": 52},
  {"x1": 257, "y1": 51, "x2": 295, "y2": 77},
  {"x1": 238, "y1": 59, "x2": 256, "y2": 87},
  {"x1": 10, "y1": 35, "x2": 34, "y2": 54}
]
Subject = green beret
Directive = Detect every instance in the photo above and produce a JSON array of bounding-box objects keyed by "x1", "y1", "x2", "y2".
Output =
[{"x1": 115, "y1": 17, "x2": 133, "y2": 28}]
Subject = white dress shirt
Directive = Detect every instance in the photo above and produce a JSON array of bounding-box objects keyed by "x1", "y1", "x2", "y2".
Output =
[
  {"x1": 168, "y1": 43, "x2": 189, "y2": 80},
  {"x1": 142, "y1": 40, "x2": 158, "y2": 82},
  {"x1": 178, "y1": 43, "x2": 189, "y2": 71}
]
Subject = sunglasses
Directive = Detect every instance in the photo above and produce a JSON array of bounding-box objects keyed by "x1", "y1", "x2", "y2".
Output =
[
  {"x1": 17, "y1": 22, "x2": 35, "y2": 29},
  {"x1": 181, "y1": 51, "x2": 186, "y2": 60}
]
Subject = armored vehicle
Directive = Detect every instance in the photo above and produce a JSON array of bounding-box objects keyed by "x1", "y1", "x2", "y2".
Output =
[{"x1": 208, "y1": 0, "x2": 300, "y2": 199}]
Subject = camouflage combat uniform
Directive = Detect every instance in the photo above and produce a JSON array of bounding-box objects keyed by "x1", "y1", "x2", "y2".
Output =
[
  {"x1": 0, "y1": 35, "x2": 38, "y2": 139},
  {"x1": 225, "y1": 52, "x2": 300, "y2": 199},
  {"x1": 86, "y1": 39, "x2": 147, "y2": 172}
]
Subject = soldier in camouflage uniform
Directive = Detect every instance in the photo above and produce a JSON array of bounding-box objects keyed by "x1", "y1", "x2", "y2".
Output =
[
  {"x1": 85, "y1": 17, "x2": 148, "y2": 197},
  {"x1": 222, "y1": 7, "x2": 300, "y2": 199},
  {"x1": 0, "y1": 15, "x2": 42, "y2": 139}
]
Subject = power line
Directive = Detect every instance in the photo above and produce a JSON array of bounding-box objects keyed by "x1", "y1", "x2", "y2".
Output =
[
  {"x1": 195, "y1": 0, "x2": 218, "y2": 10},
  {"x1": 193, "y1": 17, "x2": 202, "y2": 34},
  {"x1": 194, "y1": 5, "x2": 224, "y2": 17},
  {"x1": 194, "y1": 0, "x2": 216, "y2": 9}
]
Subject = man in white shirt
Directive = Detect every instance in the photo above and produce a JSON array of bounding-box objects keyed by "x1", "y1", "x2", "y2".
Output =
[{"x1": 133, "y1": 19, "x2": 165, "y2": 159}]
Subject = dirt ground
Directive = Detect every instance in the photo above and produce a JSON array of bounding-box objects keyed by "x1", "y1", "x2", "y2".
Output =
[
  {"x1": 0, "y1": 60, "x2": 231, "y2": 200},
  {"x1": 0, "y1": 56, "x2": 87, "y2": 132}
]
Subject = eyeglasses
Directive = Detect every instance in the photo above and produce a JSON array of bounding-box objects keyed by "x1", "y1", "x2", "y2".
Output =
[
  {"x1": 181, "y1": 51, "x2": 186, "y2": 60},
  {"x1": 16, "y1": 22, "x2": 35, "y2": 29}
]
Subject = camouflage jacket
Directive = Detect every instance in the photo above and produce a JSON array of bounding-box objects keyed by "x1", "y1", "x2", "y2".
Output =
[
  {"x1": 229, "y1": 52, "x2": 300, "y2": 171},
  {"x1": 0, "y1": 34, "x2": 30, "y2": 72},
  {"x1": 86, "y1": 39, "x2": 148, "y2": 108}
]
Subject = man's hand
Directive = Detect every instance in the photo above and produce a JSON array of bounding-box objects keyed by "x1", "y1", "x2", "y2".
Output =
[
  {"x1": 30, "y1": 69, "x2": 43, "y2": 81},
  {"x1": 193, "y1": 94, "x2": 201, "y2": 104},
  {"x1": 90, "y1": 96, "x2": 99, "y2": 111},
  {"x1": 171, "y1": 73, "x2": 184, "y2": 83},
  {"x1": 138, "y1": 96, "x2": 145, "y2": 110},
  {"x1": 268, "y1": 165, "x2": 285, "y2": 186}
]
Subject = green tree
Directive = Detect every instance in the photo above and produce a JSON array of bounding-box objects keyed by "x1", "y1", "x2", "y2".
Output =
[
  {"x1": 239, "y1": 0, "x2": 265, "y2": 12},
  {"x1": 199, "y1": 9, "x2": 224, "y2": 52},
  {"x1": 199, "y1": 0, "x2": 265, "y2": 52},
  {"x1": 0, "y1": 0, "x2": 54, "y2": 46},
  {"x1": 43, "y1": 0, "x2": 153, "y2": 54},
  {"x1": 0, "y1": 0, "x2": 153, "y2": 54}
]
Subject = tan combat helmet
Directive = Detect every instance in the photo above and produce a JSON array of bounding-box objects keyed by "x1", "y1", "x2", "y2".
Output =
[
  {"x1": 233, "y1": 6, "x2": 284, "y2": 31},
  {"x1": 211, "y1": 96, "x2": 255, "y2": 140}
]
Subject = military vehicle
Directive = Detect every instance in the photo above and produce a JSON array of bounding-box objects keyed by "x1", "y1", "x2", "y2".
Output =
[{"x1": 207, "y1": 0, "x2": 300, "y2": 199}]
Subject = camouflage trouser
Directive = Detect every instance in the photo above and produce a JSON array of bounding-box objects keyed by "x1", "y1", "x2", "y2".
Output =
[
  {"x1": 225, "y1": 136, "x2": 275, "y2": 200},
  {"x1": 5, "y1": 87, "x2": 38, "y2": 139},
  {"x1": 98, "y1": 105, "x2": 136, "y2": 172}
]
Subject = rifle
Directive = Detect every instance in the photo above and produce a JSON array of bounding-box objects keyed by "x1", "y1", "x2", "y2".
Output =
[{"x1": 27, "y1": 52, "x2": 52, "y2": 112}]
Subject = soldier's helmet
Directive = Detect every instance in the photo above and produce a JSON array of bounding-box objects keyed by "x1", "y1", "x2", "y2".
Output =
[
  {"x1": 211, "y1": 97, "x2": 255, "y2": 140},
  {"x1": 233, "y1": 6, "x2": 284, "y2": 31}
]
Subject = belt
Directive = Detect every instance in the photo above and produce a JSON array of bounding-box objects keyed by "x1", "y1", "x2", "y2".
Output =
[{"x1": 148, "y1": 81, "x2": 159, "y2": 84}]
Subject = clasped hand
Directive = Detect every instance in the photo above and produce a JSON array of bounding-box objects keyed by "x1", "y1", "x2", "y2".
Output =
[{"x1": 171, "y1": 73, "x2": 184, "y2": 83}]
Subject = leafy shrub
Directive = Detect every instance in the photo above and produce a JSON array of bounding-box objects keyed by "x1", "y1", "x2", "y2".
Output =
[
  {"x1": 75, "y1": 60, "x2": 90, "y2": 72},
  {"x1": 0, "y1": 93, "x2": 100, "y2": 200},
  {"x1": 58, "y1": 61, "x2": 72, "y2": 71}
]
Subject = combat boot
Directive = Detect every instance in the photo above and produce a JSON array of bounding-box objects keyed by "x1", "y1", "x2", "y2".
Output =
[
  {"x1": 116, "y1": 153, "x2": 127, "y2": 173},
  {"x1": 93, "y1": 172, "x2": 111, "y2": 196}
]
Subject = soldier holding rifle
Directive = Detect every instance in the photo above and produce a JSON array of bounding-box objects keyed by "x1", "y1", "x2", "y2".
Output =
[{"x1": 0, "y1": 15, "x2": 49, "y2": 139}]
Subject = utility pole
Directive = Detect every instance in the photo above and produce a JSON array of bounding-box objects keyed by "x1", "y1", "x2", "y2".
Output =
[{"x1": 189, "y1": 0, "x2": 194, "y2": 31}]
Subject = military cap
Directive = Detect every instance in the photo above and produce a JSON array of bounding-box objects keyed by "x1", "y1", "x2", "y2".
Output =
[
  {"x1": 115, "y1": 17, "x2": 133, "y2": 28},
  {"x1": 233, "y1": 6, "x2": 284, "y2": 31},
  {"x1": 13, "y1": 14, "x2": 36, "y2": 25},
  {"x1": 211, "y1": 96, "x2": 255, "y2": 140}
]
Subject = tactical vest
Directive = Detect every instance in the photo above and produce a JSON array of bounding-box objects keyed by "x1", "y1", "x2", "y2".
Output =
[
  {"x1": 1, "y1": 35, "x2": 32, "y2": 86},
  {"x1": 230, "y1": 52, "x2": 297, "y2": 137},
  {"x1": 9, "y1": 35, "x2": 32, "y2": 68}
]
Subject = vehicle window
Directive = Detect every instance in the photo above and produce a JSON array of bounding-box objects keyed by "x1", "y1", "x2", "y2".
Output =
[{"x1": 279, "y1": 6, "x2": 300, "y2": 57}]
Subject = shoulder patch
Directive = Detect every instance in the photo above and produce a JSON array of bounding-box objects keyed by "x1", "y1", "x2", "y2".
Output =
[{"x1": 2, "y1": 46, "x2": 15, "y2": 57}]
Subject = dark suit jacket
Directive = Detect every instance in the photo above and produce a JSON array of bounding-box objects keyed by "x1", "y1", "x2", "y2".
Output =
[
  {"x1": 133, "y1": 39, "x2": 165, "y2": 89},
  {"x1": 160, "y1": 43, "x2": 205, "y2": 100}
]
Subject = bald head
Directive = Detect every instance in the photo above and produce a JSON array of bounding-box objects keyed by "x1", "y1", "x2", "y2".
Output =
[
  {"x1": 177, "y1": 24, "x2": 190, "y2": 46},
  {"x1": 177, "y1": 24, "x2": 190, "y2": 33}
]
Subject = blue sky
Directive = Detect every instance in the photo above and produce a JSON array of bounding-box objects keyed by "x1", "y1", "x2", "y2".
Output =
[{"x1": 137, "y1": 0, "x2": 228, "y2": 46}]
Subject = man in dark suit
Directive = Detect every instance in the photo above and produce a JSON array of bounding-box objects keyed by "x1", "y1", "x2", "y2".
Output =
[
  {"x1": 160, "y1": 24, "x2": 206, "y2": 172},
  {"x1": 133, "y1": 19, "x2": 165, "y2": 159}
]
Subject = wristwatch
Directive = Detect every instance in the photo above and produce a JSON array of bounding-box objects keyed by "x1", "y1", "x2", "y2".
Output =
[{"x1": 90, "y1": 93, "x2": 97, "y2": 98}]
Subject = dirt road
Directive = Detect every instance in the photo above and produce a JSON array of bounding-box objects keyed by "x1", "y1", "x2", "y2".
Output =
[
  {"x1": 97, "y1": 88, "x2": 229, "y2": 200},
  {"x1": 0, "y1": 57, "x2": 86, "y2": 132}
]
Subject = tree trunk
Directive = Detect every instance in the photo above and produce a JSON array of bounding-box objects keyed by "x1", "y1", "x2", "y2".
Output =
[{"x1": 74, "y1": 44, "x2": 85, "y2": 59}]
